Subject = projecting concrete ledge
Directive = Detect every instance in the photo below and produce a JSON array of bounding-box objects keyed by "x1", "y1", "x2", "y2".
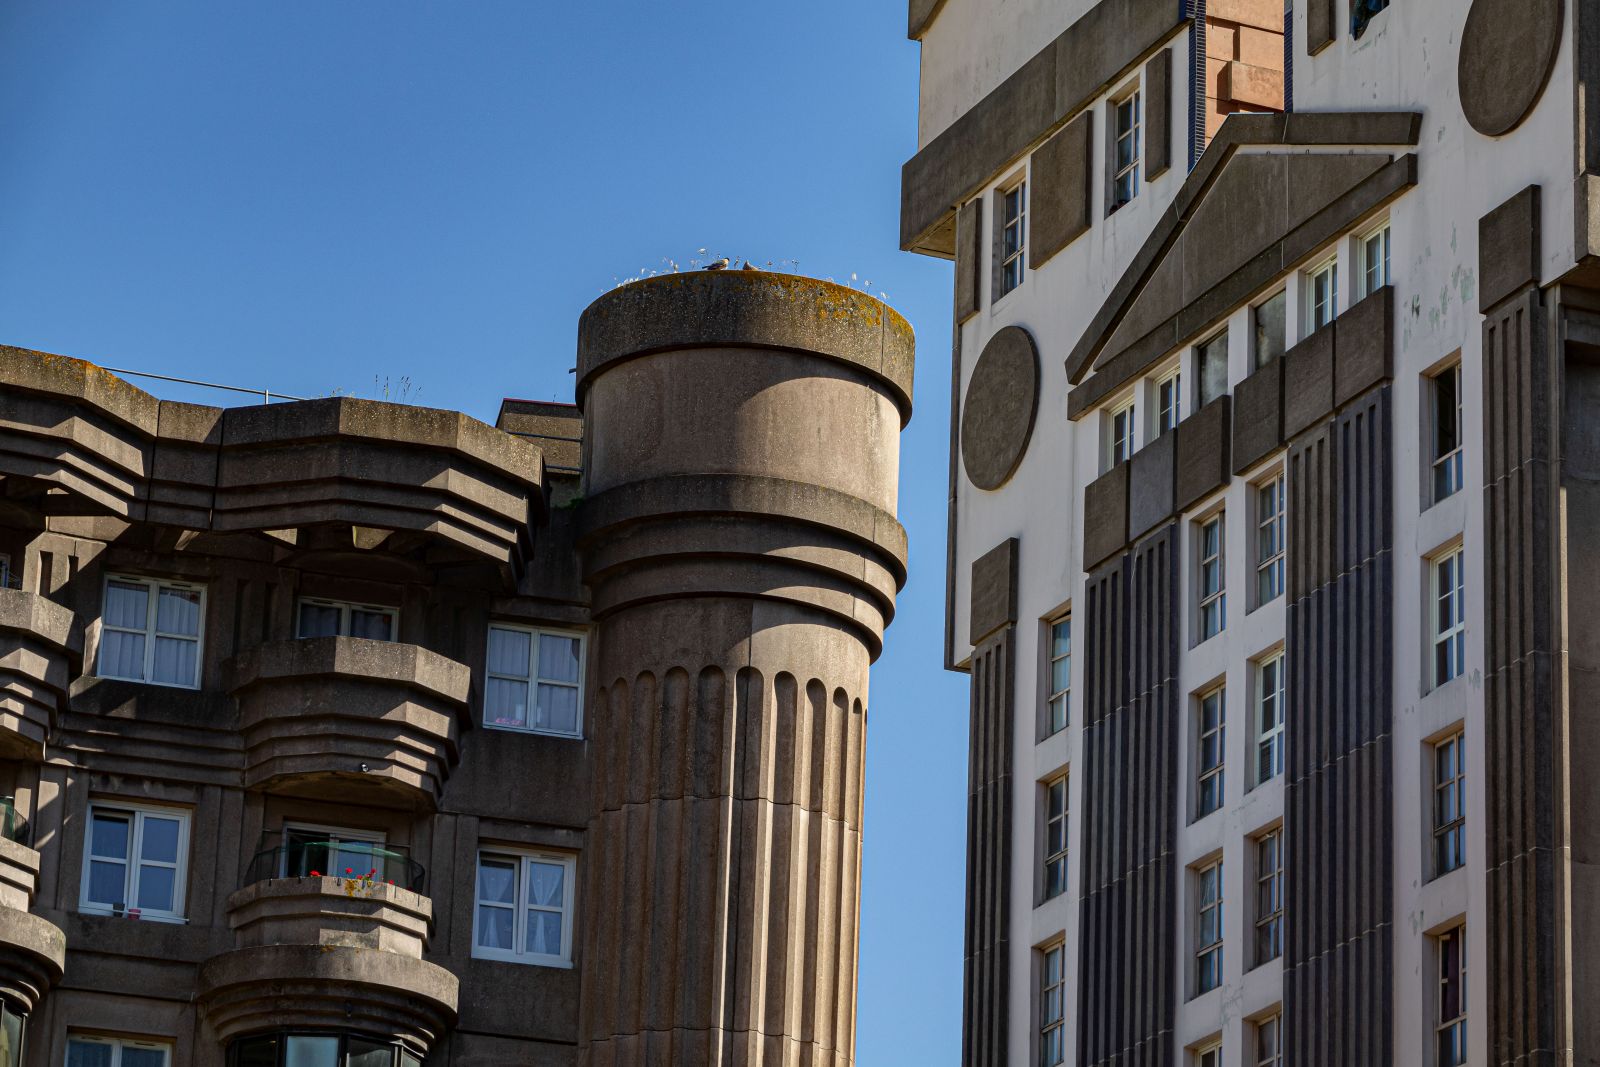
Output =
[
  {"x1": 0, "y1": 589, "x2": 79, "y2": 762},
  {"x1": 0, "y1": 904, "x2": 66, "y2": 1013}
]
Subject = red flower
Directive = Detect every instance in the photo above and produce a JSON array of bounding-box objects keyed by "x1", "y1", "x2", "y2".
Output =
[
  {"x1": 309, "y1": 870, "x2": 321, "y2": 877},
  {"x1": 367, "y1": 868, "x2": 376, "y2": 878},
  {"x1": 345, "y1": 868, "x2": 353, "y2": 875}
]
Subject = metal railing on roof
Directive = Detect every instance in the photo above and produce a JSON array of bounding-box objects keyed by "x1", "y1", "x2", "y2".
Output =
[{"x1": 103, "y1": 367, "x2": 307, "y2": 404}]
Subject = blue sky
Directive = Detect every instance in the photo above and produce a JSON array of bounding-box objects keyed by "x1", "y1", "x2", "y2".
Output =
[{"x1": 0, "y1": 3, "x2": 966, "y2": 1060}]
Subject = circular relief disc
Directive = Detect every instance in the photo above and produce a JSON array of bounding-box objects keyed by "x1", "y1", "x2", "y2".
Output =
[
  {"x1": 961, "y1": 326, "x2": 1040, "y2": 492},
  {"x1": 1459, "y1": 0, "x2": 1563, "y2": 138}
]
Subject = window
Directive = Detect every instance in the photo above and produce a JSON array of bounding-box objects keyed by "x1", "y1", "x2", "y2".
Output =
[
  {"x1": 1106, "y1": 397, "x2": 1137, "y2": 469},
  {"x1": 1042, "y1": 774, "x2": 1069, "y2": 901},
  {"x1": 279, "y1": 823, "x2": 385, "y2": 882},
  {"x1": 473, "y1": 849, "x2": 575, "y2": 966},
  {"x1": 1197, "y1": 687, "x2": 1226, "y2": 818},
  {"x1": 1156, "y1": 367, "x2": 1183, "y2": 435},
  {"x1": 1195, "y1": 1044, "x2": 1223, "y2": 1067},
  {"x1": 1352, "y1": 0, "x2": 1390, "y2": 39},
  {"x1": 1039, "y1": 943, "x2": 1066, "y2": 1066},
  {"x1": 1111, "y1": 90, "x2": 1142, "y2": 211},
  {"x1": 1045, "y1": 615, "x2": 1071, "y2": 736},
  {"x1": 1253, "y1": 291, "x2": 1287, "y2": 370},
  {"x1": 1195, "y1": 861, "x2": 1224, "y2": 994},
  {"x1": 485, "y1": 624, "x2": 584, "y2": 737},
  {"x1": 80, "y1": 803, "x2": 189, "y2": 921},
  {"x1": 1361, "y1": 224, "x2": 1391, "y2": 296},
  {"x1": 1307, "y1": 257, "x2": 1338, "y2": 332},
  {"x1": 1254, "y1": 653, "x2": 1284, "y2": 785},
  {"x1": 1255, "y1": 475, "x2": 1285, "y2": 606},
  {"x1": 0, "y1": 553, "x2": 12, "y2": 590},
  {"x1": 226, "y1": 1033, "x2": 423, "y2": 1067},
  {"x1": 66, "y1": 1037, "x2": 171, "y2": 1067},
  {"x1": 295, "y1": 597, "x2": 397, "y2": 641},
  {"x1": 1197, "y1": 331, "x2": 1228, "y2": 408},
  {"x1": 1430, "y1": 363, "x2": 1464, "y2": 503},
  {"x1": 1255, "y1": 1013, "x2": 1283, "y2": 1066},
  {"x1": 1000, "y1": 179, "x2": 1027, "y2": 297},
  {"x1": 97, "y1": 576, "x2": 204, "y2": 689},
  {"x1": 1433, "y1": 731, "x2": 1466, "y2": 877},
  {"x1": 1198, "y1": 514, "x2": 1226, "y2": 641},
  {"x1": 1430, "y1": 547, "x2": 1466, "y2": 688},
  {"x1": 1254, "y1": 830, "x2": 1283, "y2": 964},
  {"x1": 1436, "y1": 925, "x2": 1468, "y2": 1066}
]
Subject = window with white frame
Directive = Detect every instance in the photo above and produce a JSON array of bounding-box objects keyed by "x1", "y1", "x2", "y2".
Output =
[
  {"x1": 1039, "y1": 942, "x2": 1066, "y2": 1066},
  {"x1": 1198, "y1": 513, "x2": 1226, "y2": 641},
  {"x1": 1000, "y1": 179, "x2": 1027, "y2": 297},
  {"x1": 1361, "y1": 223, "x2": 1391, "y2": 296},
  {"x1": 1042, "y1": 773, "x2": 1068, "y2": 901},
  {"x1": 1253, "y1": 290, "x2": 1287, "y2": 370},
  {"x1": 1430, "y1": 546, "x2": 1466, "y2": 689},
  {"x1": 1156, "y1": 367, "x2": 1183, "y2": 435},
  {"x1": 1195, "y1": 1043, "x2": 1223, "y2": 1067},
  {"x1": 296, "y1": 597, "x2": 397, "y2": 641},
  {"x1": 1106, "y1": 397, "x2": 1137, "y2": 470},
  {"x1": 81, "y1": 802, "x2": 189, "y2": 921},
  {"x1": 1430, "y1": 362, "x2": 1464, "y2": 504},
  {"x1": 1254, "y1": 829, "x2": 1283, "y2": 965},
  {"x1": 1255, "y1": 1013, "x2": 1283, "y2": 1066},
  {"x1": 1255, "y1": 474, "x2": 1285, "y2": 606},
  {"x1": 1254, "y1": 653, "x2": 1284, "y2": 786},
  {"x1": 279, "y1": 823, "x2": 385, "y2": 882},
  {"x1": 65, "y1": 1036, "x2": 171, "y2": 1067},
  {"x1": 1111, "y1": 88, "x2": 1142, "y2": 211},
  {"x1": 1045, "y1": 614, "x2": 1071, "y2": 736},
  {"x1": 97, "y1": 575, "x2": 204, "y2": 689},
  {"x1": 1436, "y1": 924, "x2": 1468, "y2": 1067},
  {"x1": 1433, "y1": 731, "x2": 1466, "y2": 878},
  {"x1": 1197, "y1": 330, "x2": 1229, "y2": 408},
  {"x1": 485, "y1": 624, "x2": 585, "y2": 737},
  {"x1": 1307, "y1": 256, "x2": 1338, "y2": 333},
  {"x1": 1197, "y1": 686, "x2": 1226, "y2": 818},
  {"x1": 473, "y1": 848, "x2": 576, "y2": 966},
  {"x1": 1195, "y1": 860, "x2": 1224, "y2": 995}
]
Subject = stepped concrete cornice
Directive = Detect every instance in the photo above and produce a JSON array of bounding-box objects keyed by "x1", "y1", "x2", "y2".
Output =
[{"x1": 0, "y1": 588, "x2": 79, "y2": 761}]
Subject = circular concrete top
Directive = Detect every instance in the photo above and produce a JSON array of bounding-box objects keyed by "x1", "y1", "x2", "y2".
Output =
[
  {"x1": 1459, "y1": 0, "x2": 1563, "y2": 137},
  {"x1": 961, "y1": 326, "x2": 1039, "y2": 492}
]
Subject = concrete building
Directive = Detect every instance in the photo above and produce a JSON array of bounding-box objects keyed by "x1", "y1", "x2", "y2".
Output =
[
  {"x1": 0, "y1": 269, "x2": 914, "y2": 1065},
  {"x1": 906, "y1": 0, "x2": 1592, "y2": 1064}
]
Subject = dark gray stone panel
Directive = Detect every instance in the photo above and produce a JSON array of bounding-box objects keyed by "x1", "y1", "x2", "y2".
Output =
[
  {"x1": 962, "y1": 327, "x2": 1041, "y2": 491},
  {"x1": 1128, "y1": 430, "x2": 1176, "y2": 540},
  {"x1": 1308, "y1": 0, "x2": 1335, "y2": 54},
  {"x1": 969, "y1": 537, "x2": 1021, "y2": 647},
  {"x1": 1480, "y1": 186, "x2": 1542, "y2": 314},
  {"x1": 1083, "y1": 464, "x2": 1130, "y2": 571},
  {"x1": 956, "y1": 198, "x2": 983, "y2": 324},
  {"x1": 1459, "y1": 0, "x2": 1564, "y2": 138},
  {"x1": 1284, "y1": 325, "x2": 1336, "y2": 439},
  {"x1": 1174, "y1": 397, "x2": 1231, "y2": 513},
  {"x1": 963, "y1": 628, "x2": 1015, "y2": 1067},
  {"x1": 1030, "y1": 112, "x2": 1094, "y2": 270},
  {"x1": 1144, "y1": 47, "x2": 1172, "y2": 182},
  {"x1": 1232, "y1": 360, "x2": 1285, "y2": 475},
  {"x1": 1334, "y1": 286, "x2": 1394, "y2": 407}
]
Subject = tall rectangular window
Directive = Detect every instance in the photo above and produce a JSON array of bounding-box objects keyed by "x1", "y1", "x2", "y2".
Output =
[
  {"x1": 485, "y1": 624, "x2": 585, "y2": 737},
  {"x1": 1255, "y1": 1014, "x2": 1282, "y2": 1066},
  {"x1": 1195, "y1": 861, "x2": 1224, "y2": 994},
  {"x1": 1255, "y1": 475, "x2": 1285, "y2": 606},
  {"x1": 1431, "y1": 547, "x2": 1466, "y2": 688},
  {"x1": 296, "y1": 597, "x2": 397, "y2": 641},
  {"x1": 1431, "y1": 363, "x2": 1464, "y2": 503},
  {"x1": 1043, "y1": 774, "x2": 1069, "y2": 901},
  {"x1": 1196, "y1": 1044, "x2": 1223, "y2": 1067},
  {"x1": 1046, "y1": 615, "x2": 1071, "y2": 736},
  {"x1": 1433, "y1": 731, "x2": 1466, "y2": 877},
  {"x1": 80, "y1": 802, "x2": 190, "y2": 921},
  {"x1": 1107, "y1": 398, "x2": 1137, "y2": 469},
  {"x1": 473, "y1": 849, "x2": 576, "y2": 966},
  {"x1": 97, "y1": 575, "x2": 204, "y2": 689},
  {"x1": 65, "y1": 1037, "x2": 172, "y2": 1067},
  {"x1": 1111, "y1": 90, "x2": 1142, "y2": 211},
  {"x1": 1039, "y1": 943, "x2": 1066, "y2": 1066},
  {"x1": 1197, "y1": 687, "x2": 1226, "y2": 818},
  {"x1": 1254, "y1": 653, "x2": 1284, "y2": 785},
  {"x1": 1253, "y1": 291, "x2": 1287, "y2": 370},
  {"x1": 1361, "y1": 224, "x2": 1391, "y2": 295},
  {"x1": 1156, "y1": 368, "x2": 1183, "y2": 435},
  {"x1": 1000, "y1": 179, "x2": 1027, "y2": 297},
  {"x1": 0, "y1": 553, "x2": 11, "y2": 590},
  {"x1": 1308, "y1": 258, "x2": 1338, "y2": 332},
  {"x1": 1436, "y1": 925, "x2": 1468, "y2": 1067},
  {"x1": 1198, "y1": 331, "x2": 1229, "y2": 408},
  {"x1": 1198, "y1": 514, "x2": 1226, "y2": 641},
  {"x1": 1254, "y1": 830, "x2": 1283, "y2": 964}
]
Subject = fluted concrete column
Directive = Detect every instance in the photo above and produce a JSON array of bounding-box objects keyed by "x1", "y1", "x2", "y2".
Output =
[{"x1": 573, "y1": 271, "x2": 914, "y2": 1066}]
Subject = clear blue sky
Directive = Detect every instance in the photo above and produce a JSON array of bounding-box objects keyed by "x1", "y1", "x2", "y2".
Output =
[{"x1": 0, "y1": 3, "x2": 967, "y2": 1061}]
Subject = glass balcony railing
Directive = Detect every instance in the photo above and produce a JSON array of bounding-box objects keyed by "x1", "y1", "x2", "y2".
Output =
[
  {"x1": 0, "y1": 799, "x2": 30, "y2": 846},
  {"x1": 244, "y1": 832, "x2": 425, "y2": 893}
]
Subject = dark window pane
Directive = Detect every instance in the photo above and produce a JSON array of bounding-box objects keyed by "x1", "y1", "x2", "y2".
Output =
[{"x1": 232, "y1": 1036, "x2": 280, "y2": 1067}]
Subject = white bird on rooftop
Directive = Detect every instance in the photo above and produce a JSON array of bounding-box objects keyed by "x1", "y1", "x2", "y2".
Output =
[{"x1": 705, "y1": 257, "x2": 730, "y2": 271}]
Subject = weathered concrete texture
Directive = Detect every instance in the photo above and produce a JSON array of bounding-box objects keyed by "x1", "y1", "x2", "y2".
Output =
[
  {"x1": 1144, "y1": 48, "x2": 1172, "y2": 181},
  {"x1": 1030, "y1": 113, "x2": 1095, "y2": 269},
  {"x1": 0, "y1": 902, "x2": 65, "y2": 1012},
  {"x1": 969, "y1": 538, "x2": 1020, "y2": 646},
  {"x1": 1459, "y1": 0, "x2": 1564, "y2": 138},
  {"x1": 1127, "y1": 430, "x2": 1176, "y2": 540},
  {"x1": 1083, "y1": 464, "x2": 1130, "y2": 571},
  {"x1": 0, "y1": 589, "x2": 79, "y2": 762},
  {"x1": 226, "y1": 877, "x2": 433, "y2": 956},
  {"x1": 962, "y1": 628, "x2": 1014, "y2": 1067},
  {"x1": 1232, "y1": 358, "x2": 1285, "y2": 474},
  {"x1": 497, "y1": 399, "x2": 583, "y2": 474},
  {"x1": 1333, "y1": 286, "x2": 1395, "y2": 406},
  {"x1": 956, "y1": 198, "x2": 984, "y2": 323},
  {"x1": 1174, "y1": 396, "x2": 1231, "y2": 512},
  {"x1": 1284, "y1": 324, "x2": 1336, "y2": 439},
  {"x1": 1307, "y1": 0, "x2": 1335, "y2": 53},
  {"x1": 961, "y1": 326, "x2": 1041, "y2": 491},
  {"x1": 907, "y1": 0, "x2": 948, "y2": 39},
  {"x1": 1480, "y1": 185, "x2": 1543, "y2": 313},
  {"x1": 899, "y1": 0, "x2": 1185, "y2": 255}
]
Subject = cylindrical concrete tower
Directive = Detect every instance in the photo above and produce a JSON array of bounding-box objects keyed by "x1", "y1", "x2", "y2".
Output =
[{"x1": 572, "y1": 270, "x2": 913, "y2": 1066}]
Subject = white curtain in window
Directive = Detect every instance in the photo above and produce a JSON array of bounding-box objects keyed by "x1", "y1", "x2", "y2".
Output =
[
  {"x1": 537, "y1": 634, "x2": 580, "y2": 684},
  {"x1": 99, "y1": 630, "x2": 146, "y2": 680},
  {"x1": 152, "y1": 636, "x2": 197, "y2": 686},
  {"x1": 104, "y1": 581, "x2": 148, "y2": 629},
  {"x1": 477, "y1": 858, "x2": 516, "y2": 949},
  {"x1": 350, "y1": 609, "x2": 393, "y2": 641},
  {"x1": 155, "y1": 587, "x2": 200, "y2": 636},
  {"x1": 527, "y1": 908, "x2": 563, "y2": 956},
  {"x1": 536, "y1": 684, "x2": 579, "y2": 734},
  {"x1": 530, "y1": 860, "x2": 565, "y2": 907},
  {"x1": 488, "y1": 627, "x2": 532, "y2": 677},
  {"x1": 486, "y1": 678, "x2": 529, "y2": 728},
  {"x1": 298, "y1": 602, "x2": 340, "y2": 638}
]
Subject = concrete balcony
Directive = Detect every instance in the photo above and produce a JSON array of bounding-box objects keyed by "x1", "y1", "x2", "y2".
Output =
[
  {"x1": 224, "y1": 637, "x2": 470, "y2": 812},
  {"x1": 198, "y1": 874, "x2": 457, "y2": 1050},
  {"x1": 0, "y1": 836, "x2": 66, "y2": 1013},
  {"x1": 0, "y1": 588, "x2": 79, "y2": 762}
]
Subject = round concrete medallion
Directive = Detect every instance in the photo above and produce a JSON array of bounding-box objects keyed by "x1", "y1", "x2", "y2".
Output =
[
  {"x1": 1459, "y1": 0, "x2": 1563, "y2": 138},
  {"x1": 961, "y1": 326, "x2": 1039, "y2": 492}
]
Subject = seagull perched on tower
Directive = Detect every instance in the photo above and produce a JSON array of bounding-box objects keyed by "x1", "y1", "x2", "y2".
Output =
[{"x1": 704, "y1": 257, "x2": 730, "y2": 271}]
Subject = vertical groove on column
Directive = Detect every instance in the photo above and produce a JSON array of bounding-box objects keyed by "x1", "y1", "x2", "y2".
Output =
[
  {"x1": 961, "y1": 628, "x2": 1014, "y2": 1067},
  {"x1": 1077, "y1": 525, "x2": 1178, "y2": 1067},
  {"x1": 1283, "y1": 386, "x2": 1393, "y2": 1067}
]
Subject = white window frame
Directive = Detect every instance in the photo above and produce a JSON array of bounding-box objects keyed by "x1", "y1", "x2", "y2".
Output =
[
  {"x1": 1110, "y1": 86, "x2": 1142, "y2": 212},
  {"x1": 472, "y1": 847, "x2": 577, "y2": 967},
  {"x1": 294, "y1": 596, "x2": 399, "y2": 641},
  {"x1": 1306, "y1": 255, "x2": 1339, "y2": 333},
  {"x1": 1197, "y1": 512, "x2": 1227, "y2": 641},
  {"x1": 1000, "y1": 177, "x2": 1028, "y2": 297},
  {"x1": 484, "y1": 623, "x2": 586, "y2": 738},
  {"x1": 1196, "y1": 686, "x2": 1226, "y2": 819},
  {"x1": 64, "y1": 1035, "x2": 173, "y2": 1067},
  {"x1": 1104, "y1": 395, "x2": 1138, "y2": 471},
  {"x1": 1194, "y1": 861, "x2": 1224, "y2": 996},
  {"x1": 1255, "y1": 1012, "x2": 1283, "y2": 1066},
  {"x1": 97, "y1": 574, "x2": 205, "y2": 690},
  {"x1": 1195, "y1": 1042, "x2": 1224, "y2": 1067},
  {"x1": 1433, "y1": 730, "x2": 1466, "y2": 878},
  {"x1": 1155, "y1": 365, "x2": 1183, "y2": 436},
  {"x1": 1430, "y1": 545, "x2": 1466, "y2": 690},
  {"x1": 1429, "y1": 361, "x2": 1465, "y2": 505},
  {"x1": 79, "y1": 801, "x2": 191, "y2": 923},
  {"x1": 1253, "y1": 828, "x2": 1283, "y2": 966},
  {"x1": 1359, "y1": 222, "x2": 1391, "y2": 298},
  {"x1": 1042, "y1": 772, "x2": 1069, "y2": 902},
  {"x1": 1254, "y1": 474, "x2": 1285, "y2": 608},
  {"x1": 1436, "y1": 924, "x2": 1468, "y2": 1067},
  {"x1": 1254, "y1": 652, "x2": 1285, "y2": 786},
  {"x1": 1039, "y1": 941, "x2": 1067, "y2": 1066},
  {"x1": 1044, "y1": 613, "x2": 1071, "y2": 737}
]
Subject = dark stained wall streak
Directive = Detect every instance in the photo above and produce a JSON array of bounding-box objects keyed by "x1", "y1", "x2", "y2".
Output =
[
  {"x1": 963, "y1": 628, "x2": 1014, "y2": 1067},
  {"x1": 1077, "y1": 525, "x2": 1178, "y2": 1067},
  {"x1": 1283, "y1": 385, "x2": 1393, "y2": 1067}
]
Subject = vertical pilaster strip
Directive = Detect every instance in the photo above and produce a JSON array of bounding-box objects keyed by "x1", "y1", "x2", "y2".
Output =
[
  {"x1": 1077, "y1": 525, "x2": 1178, "y2": 1067},
  {"x1": 1283, "y1": 385, "x2": 1393, "y2": 1067}
]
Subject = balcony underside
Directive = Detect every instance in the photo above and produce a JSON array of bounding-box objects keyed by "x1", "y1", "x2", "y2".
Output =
[{"x1": 0, "y1": 589, "x2": 79, "y2": 762}]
